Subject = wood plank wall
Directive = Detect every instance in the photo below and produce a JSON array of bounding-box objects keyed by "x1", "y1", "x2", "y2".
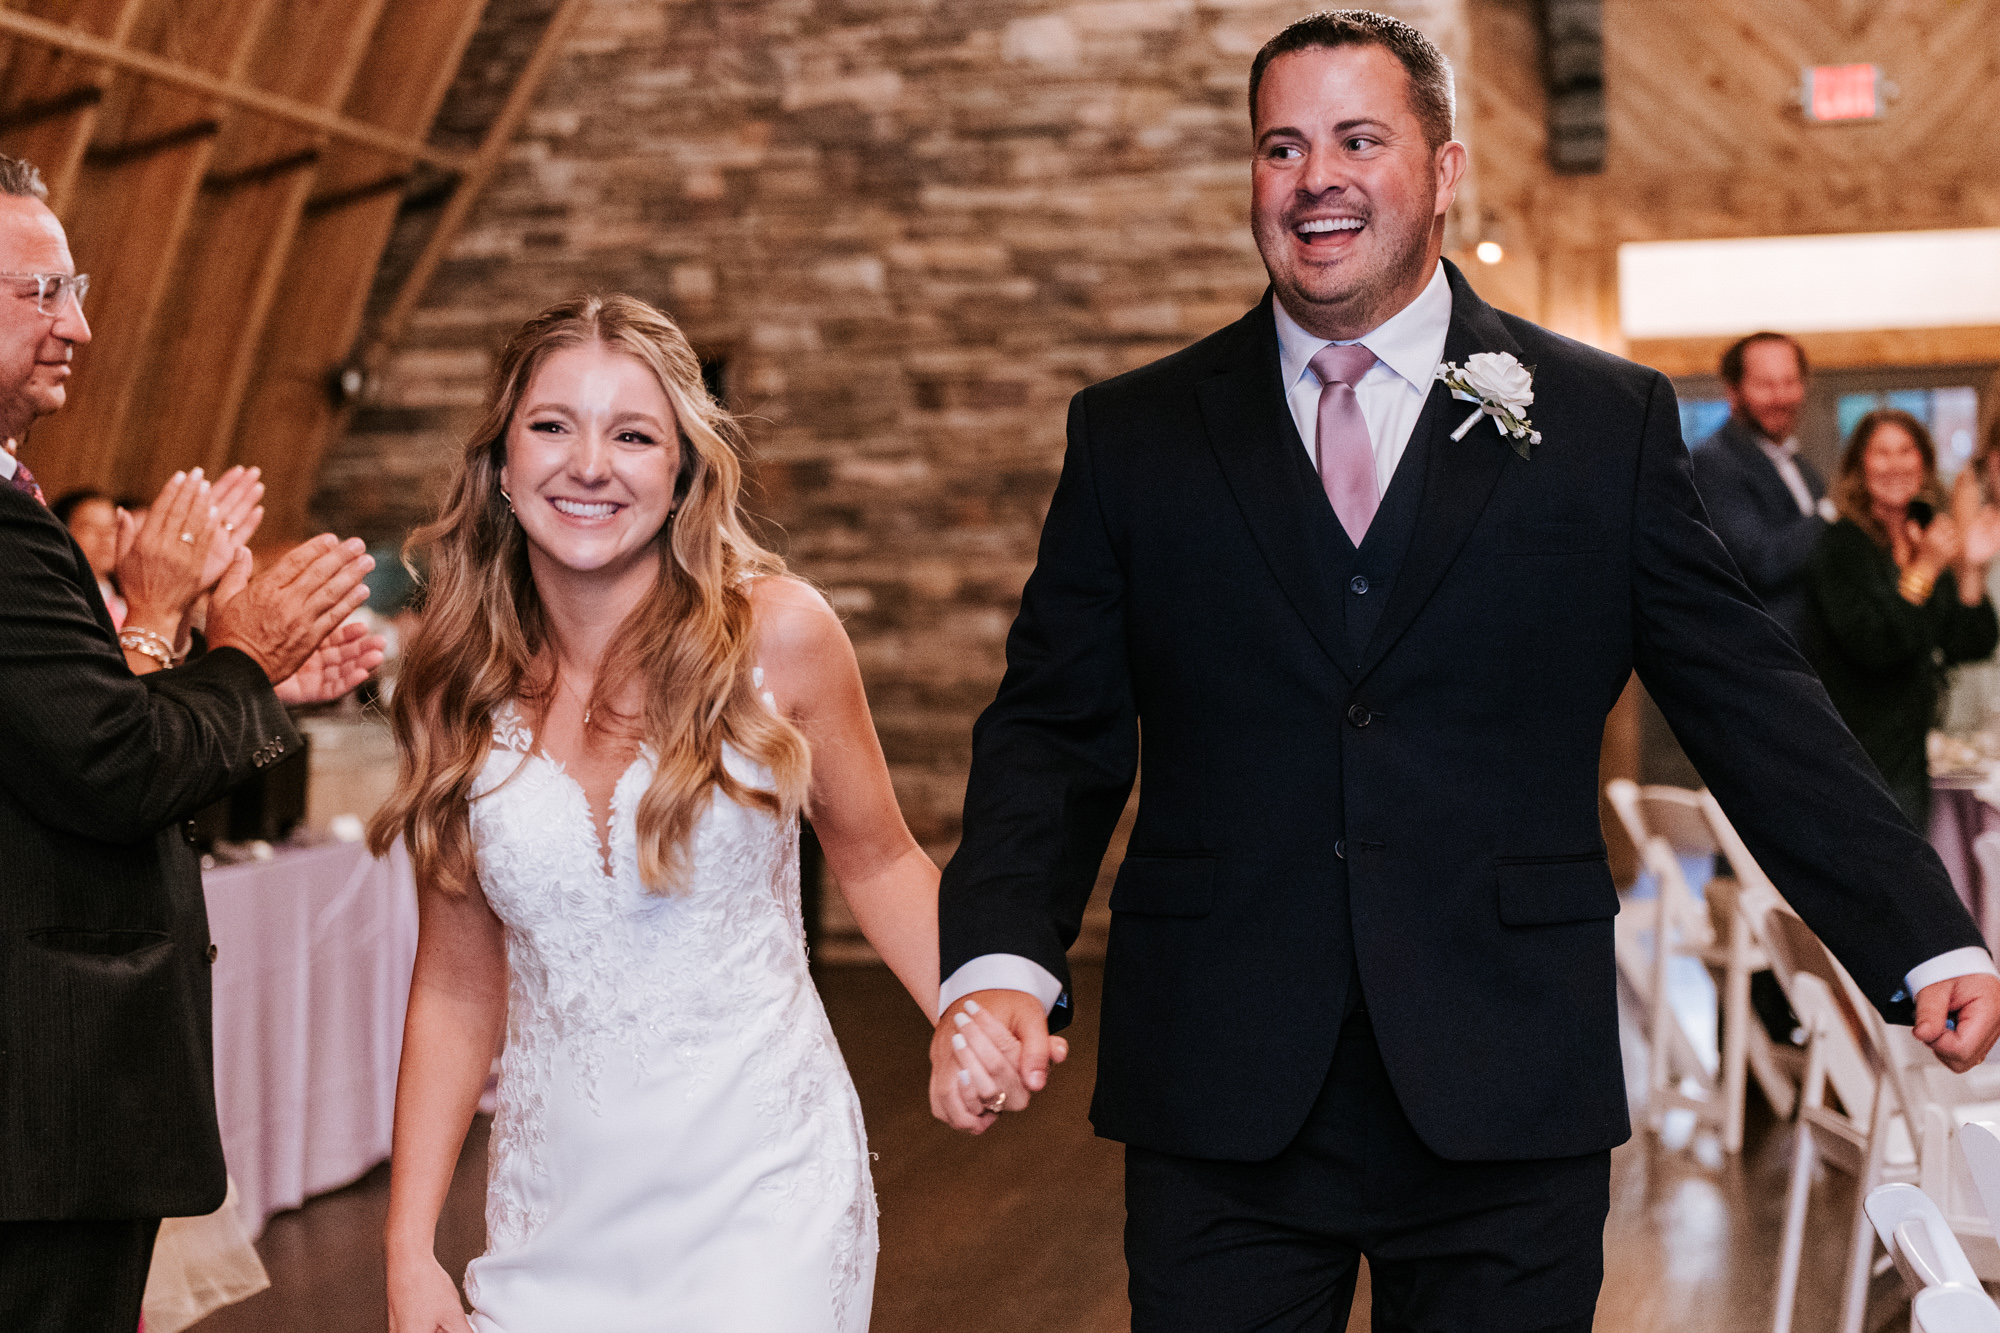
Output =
[
  {"x1": 0, "y1": 0, "x2": 490, "y2": 533},
  {"x1": 1461, "y1": 0, "x2": 2000, "y2": 371}
]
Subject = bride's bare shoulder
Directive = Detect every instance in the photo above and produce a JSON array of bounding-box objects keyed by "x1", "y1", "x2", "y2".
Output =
[{"x1": 746, "y1": 576, "x2": 850, "y2": 674}]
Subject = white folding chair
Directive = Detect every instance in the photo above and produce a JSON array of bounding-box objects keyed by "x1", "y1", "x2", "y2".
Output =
[
  {"x1": 1960, "y1": 1121, "x2": 2000, "y2": 1234},
  {"x1": 1866, "y1": 1183, "x2": 2000, "y2": 1333},
  {"x1": 1755, "y1": 900, "x2": 2000, "y2": 1333},
  {"x1": 1605, "y1": 779, "x2": 1793, "y2": 1152},
  {"x1": 1693, "y1": 790, "x2": 1815, "y2": 1119}
]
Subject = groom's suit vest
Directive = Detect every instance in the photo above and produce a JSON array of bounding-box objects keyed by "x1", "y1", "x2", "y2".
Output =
[{"x1": 1292, "y1": 392, "x2": 1433, "y2": 1017}]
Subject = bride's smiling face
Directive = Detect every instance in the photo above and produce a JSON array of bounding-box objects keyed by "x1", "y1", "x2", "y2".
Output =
[{"x1": 500, "y1": 342, "x2": 682, "y2": 579}]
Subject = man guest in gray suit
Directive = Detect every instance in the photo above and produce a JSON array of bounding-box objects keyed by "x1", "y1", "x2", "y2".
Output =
[
  {"x1": 1691, "y1": 331, "x2": 1829, "y2": 641},
  {"x1": 0, "y1": 152, "x2": 383, "y2": 1331}
]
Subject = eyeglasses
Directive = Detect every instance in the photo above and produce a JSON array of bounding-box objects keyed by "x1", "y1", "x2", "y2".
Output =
[{"x1": 0, "y1": 272, "x2": 89, "y2": 317}]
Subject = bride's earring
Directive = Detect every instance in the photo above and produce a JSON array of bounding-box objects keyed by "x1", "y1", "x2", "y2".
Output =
[{"x1": 500, "y1": 488, "x2": 515, "y2": 516}]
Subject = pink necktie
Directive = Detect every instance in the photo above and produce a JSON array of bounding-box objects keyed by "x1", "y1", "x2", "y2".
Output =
[
  {"x1": 1309, "y1": 343, "x2": 1379, "y2": 546},
  {"x1": 3, "y1": 447, "x2": 43, "y2": 505}
]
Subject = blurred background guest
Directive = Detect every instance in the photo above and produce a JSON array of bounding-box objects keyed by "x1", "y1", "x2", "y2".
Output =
[
  {"x1": 1803, "y1": 408, "x2": 2000, "y2": 827},
  {"x1": 50, "y1": 487, "x2": 122, "y2": 624},
  {"x1": 1952, "y1": 419, "x2": 2000, "y2": 577},
  {"x1": 1692, "y1": 332, "x2": 1828, "y2": 642}
]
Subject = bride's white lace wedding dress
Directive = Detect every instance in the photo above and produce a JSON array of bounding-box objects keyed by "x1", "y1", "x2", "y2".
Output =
[{"x1": 460, "y1": 690, "x2": 876, "y2": 1332}]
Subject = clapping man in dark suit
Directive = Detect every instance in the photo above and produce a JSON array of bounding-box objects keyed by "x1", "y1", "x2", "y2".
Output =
[
  {"x1": 0, "y1": 153, "x2": 384, "y2": 1331},
  {"x1": 1690, "y1": 332, "x2": 1828, "y2": 641},
  {"x1": 926, "y1": 13, "x2": 2000, "y2": 1330}
]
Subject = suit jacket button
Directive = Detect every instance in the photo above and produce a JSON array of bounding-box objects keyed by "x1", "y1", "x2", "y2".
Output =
[
  {"x1": 1335, "y1": 840, "x2": 1346, "y2": 859},
  {"x1": 1349, "y1": 575, "x2": 1369, "y2": 594},
  {"x1": 1346, "y1": 704, "x2": 1372, "y2": 727},
  {"x1": 206, "y1": 943, "x2": 218, "y2": 964},
  {"x1": 183, "y1": 820, "x2": 198, "y2": 844}
]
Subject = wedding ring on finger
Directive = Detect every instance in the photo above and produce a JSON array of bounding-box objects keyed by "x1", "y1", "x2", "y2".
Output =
[
  {"x1": 981, "y1": 1092, "x2": 1007, "y2": 1115},
  {"x1": 178, "y1": 532, "x2": 194, "y2": 544}
]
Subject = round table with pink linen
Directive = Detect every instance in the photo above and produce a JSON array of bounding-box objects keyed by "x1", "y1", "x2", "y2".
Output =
[{"x1": 203, "y1": 840, "x2": 419, "y2": 1235}]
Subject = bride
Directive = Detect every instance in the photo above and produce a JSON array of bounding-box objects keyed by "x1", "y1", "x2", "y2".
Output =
[{"x1": 370, "y1": 294, "x2": 1003, "y2": 1332}]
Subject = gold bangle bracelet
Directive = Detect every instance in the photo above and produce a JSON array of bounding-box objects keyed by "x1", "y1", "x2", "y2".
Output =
[
  {"x1": 118, "y1": 626, "x2": 175, "y2": 671},
  {"x1": 1899, "y1": 571, "x2": 1935, "y2": 603}
]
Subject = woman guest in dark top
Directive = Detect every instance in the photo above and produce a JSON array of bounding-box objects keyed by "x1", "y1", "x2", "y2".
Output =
[{"x1": 1804, "y1": 408, "x2": 2000, "y2": 827}]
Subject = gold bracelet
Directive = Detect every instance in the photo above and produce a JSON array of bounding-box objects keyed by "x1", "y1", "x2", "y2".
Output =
[
  {"x1": 118, "y1": 626, "x2": 175, "y2": 671},
  {"x1": 1899, "y1": 569, "x2": 1936, "y2": 604}
]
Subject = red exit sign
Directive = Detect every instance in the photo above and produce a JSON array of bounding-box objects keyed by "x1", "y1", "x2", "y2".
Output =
[{"x1": 1803, "y1": 64, "x2": 1884, "y2": 122}]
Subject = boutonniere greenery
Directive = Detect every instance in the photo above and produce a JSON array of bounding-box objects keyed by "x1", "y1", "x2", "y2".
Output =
[{"x1": 1435, "y1": 352, "x2": 1541, "y2": 460}]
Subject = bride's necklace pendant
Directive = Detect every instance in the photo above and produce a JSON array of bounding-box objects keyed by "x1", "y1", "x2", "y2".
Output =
[{"x1": 557, "y1": 667, "x2": 594, "y2": 729}]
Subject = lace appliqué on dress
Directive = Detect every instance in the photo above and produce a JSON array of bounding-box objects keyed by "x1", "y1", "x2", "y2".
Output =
[{"x1": 469, "y1": 697, "x2": 875, "y2": 1314}]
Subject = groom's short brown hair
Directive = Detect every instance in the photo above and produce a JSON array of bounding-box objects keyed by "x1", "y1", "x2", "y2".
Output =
[{"x1": 1248, "y1": 10, "x2": 1456, "y2": 151}]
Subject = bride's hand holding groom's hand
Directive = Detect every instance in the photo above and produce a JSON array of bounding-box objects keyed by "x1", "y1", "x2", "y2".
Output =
[{"x1": 929, "y1": 990, "x2": 1069, "y2": 1134}]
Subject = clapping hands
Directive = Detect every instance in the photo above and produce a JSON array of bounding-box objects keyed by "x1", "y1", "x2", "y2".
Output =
[
  {"x1": 113, "y1": 466, "x2": 266, "y2": 642},
  {"x1": 1962, "y1": 505, "x2": 2000, "y2": 572},
  {"x1": 929, "y1": 990, "x2": 1070, "y2": 1134},
  {"x1": 273, "y1": 619, "x2": 386, "y2": 704},
  {"x1": 209, "y1": 533, "x2": 378, "y2": 692}
]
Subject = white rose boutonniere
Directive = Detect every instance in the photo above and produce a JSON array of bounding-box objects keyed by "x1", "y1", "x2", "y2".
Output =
[{"x1": 1435, "y1": 351, "x2": 1542, "y2": 459}]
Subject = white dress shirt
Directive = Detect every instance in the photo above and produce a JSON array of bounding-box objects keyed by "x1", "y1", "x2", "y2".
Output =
[
  {"x1": 937, "y1": 266, "x2": 1996, "y2": 1017},
  {"x1": 0, "y1": 446, "x2": 17, "y2": 483},
  {"x1": 1276, "y1": 260, "x2": 1452, "y2": 494},
  {"x1": 1756, "y1": 436, "x2": 1818, "y2": 518}
]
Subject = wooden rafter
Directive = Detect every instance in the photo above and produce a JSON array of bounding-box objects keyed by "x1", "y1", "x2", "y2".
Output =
[
  {"x1": 0, "y1": 0, "x2": 149, "y2": 213},
  {"x1": 125, "y1": 0, "x2": 398, "y2": 491},
  {"x1": 360, "y1": 0, "x2": 589, "y2": 377},
  {"x1": 220, "y1": 0, "x2": 496, "y2": 540},
  {"x1": 0, "y1": 6, "x2": 473, "y2": 175},
  {"x1": 24, "y1": 0, "x2": 280, "y2": 496}
]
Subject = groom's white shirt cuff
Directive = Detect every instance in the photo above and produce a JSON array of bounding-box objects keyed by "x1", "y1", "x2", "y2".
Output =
[
  {"x1": 940, "y1": 947, "x2": 1999, "y2": 1019},
  {"x1": 1903, "y1": 946, "x2": 1999, "y2": 999},
  {"x1": 938, "y1": 954, "x2": 1066, "y2": 1019}
]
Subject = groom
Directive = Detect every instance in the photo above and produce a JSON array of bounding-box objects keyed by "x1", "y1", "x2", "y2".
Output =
[{"x1": 929, "y1": 10, "x2": 2000, "y2": 1330}]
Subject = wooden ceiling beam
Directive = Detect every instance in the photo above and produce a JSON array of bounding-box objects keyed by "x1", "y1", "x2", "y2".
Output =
[
  {"x1": 225, "y1": 0, "x2": 495, "y2": 543},
  {"x1": 82, "y1": 118, "x2": 220, "y2": 166},
  {"x1": 0, "y1": 0, "x2": 146, "y2": 212},
  {"x1": 201, "y1": 146, "x2": 318, "y2": 194},
  {"x1": 125, "y1": 0, "x2": 395, "y2": 493},
  {"x1": 17, "y1": 0, "x2": 282, "y2": 502},
  {"x1": 0, "y1": 6, "x2": 473, "y2": 175},
  {"x1": 0, "y1": 85, "x2": 105, "y2": 133}
]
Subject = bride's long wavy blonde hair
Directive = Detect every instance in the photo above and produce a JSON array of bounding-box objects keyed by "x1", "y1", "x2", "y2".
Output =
[{"x1": 368, "y1": 293, "x2": 809, "y2": 895}]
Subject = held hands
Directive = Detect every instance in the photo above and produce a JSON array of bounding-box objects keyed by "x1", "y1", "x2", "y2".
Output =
[
  {"x1": 208, "y1": 534, "x2": 375, "y2": 686},
  {"x1": 1914, "y1": 973, "x2": 2000, "y2": 1073},
  {"x1": 928, "y1": 989, "x2": 1070, "y2": 1135}
]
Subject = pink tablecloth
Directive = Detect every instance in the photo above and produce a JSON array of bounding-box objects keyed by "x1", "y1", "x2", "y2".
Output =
[
  {"x1": 203, "y1": 841, "x2": 419, "y2": 1235},
  {"x1": 1931, "y1": 781, "x2": 2000, "y2": 952}
]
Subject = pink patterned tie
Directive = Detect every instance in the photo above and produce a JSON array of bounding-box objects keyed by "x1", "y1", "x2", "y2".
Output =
[
  {"x1": 3, "y1": 443, "x2": 43, "y2": 506},
  {"x1": 1309, "y1": 343, "x2": 1379, "y2": 546}
]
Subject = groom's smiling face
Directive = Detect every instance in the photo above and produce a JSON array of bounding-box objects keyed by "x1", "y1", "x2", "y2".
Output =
[{"x1": 1251, "y1": 43, "x2": 1465, "y2": 342}]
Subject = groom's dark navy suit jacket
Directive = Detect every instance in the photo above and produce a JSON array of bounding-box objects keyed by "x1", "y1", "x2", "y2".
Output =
[{"x1": 940, "y1": 264, "x2": 1980, "y2": 1164}]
